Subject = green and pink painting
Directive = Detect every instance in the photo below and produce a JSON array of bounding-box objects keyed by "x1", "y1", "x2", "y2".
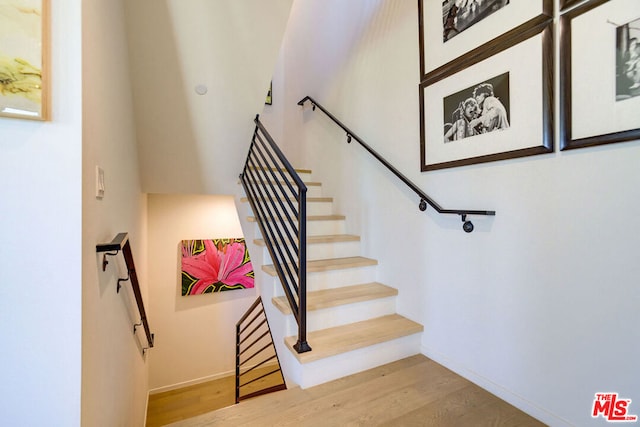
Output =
[{"x1": 181, "y1": 238, "x2": 254, "y2": 295}]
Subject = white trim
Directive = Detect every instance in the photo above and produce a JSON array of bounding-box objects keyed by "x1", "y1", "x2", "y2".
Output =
[
  {"x1": 148, "y1": 360, "x2": 281, "y2": 395},
  {"x1": 148, "y1": 370, "x2": 235, "y2": 395}
]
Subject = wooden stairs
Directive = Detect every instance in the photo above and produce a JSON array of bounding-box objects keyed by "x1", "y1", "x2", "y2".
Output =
[{"x1": 238, "y1": 168, "x2": 423, "y2": 389}]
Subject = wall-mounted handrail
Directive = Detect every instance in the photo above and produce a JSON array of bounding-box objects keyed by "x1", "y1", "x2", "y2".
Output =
[
  {"x1": 96, "y1": 232, "x2": 154, "y2": 351},
  {"x1": 239, "y1": 115, "x2": 311, "y2": 353},
  {"x1": 298, "y1": 96, "x2": 496, "y2": 232}
]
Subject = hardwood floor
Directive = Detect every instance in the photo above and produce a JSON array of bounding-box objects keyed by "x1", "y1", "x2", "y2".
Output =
[
  {"x1": 152, "y1": 355, "x2": 545, "y2": 427},
  {"x1": 146, "y1": 365, "x2": 285, "y2": 427}
]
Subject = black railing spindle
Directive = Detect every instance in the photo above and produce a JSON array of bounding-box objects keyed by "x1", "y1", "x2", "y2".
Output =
[{"x1": 240, "y1": 115, "x2": 311, "y2": 353}]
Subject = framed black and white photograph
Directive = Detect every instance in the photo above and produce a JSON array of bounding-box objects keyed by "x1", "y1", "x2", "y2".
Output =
[
  {"x1": 443, "y1": 72, "x2": 510, "y2": 143},
  {"x1": 420, "y1": 21, "x2": 553, "y2": 171},
  {"x1": 442, "y1": 0, "x2": 510, "y2": 43},
  {"x1": 419, "y1": 0, "x2": 552, "y2": 79},
  {"x1": 616, "y1": 17, "x2": 640, "y2": 100},
  {"x1": 559, "y1": 0, "x2": 640, "y2": 150}
]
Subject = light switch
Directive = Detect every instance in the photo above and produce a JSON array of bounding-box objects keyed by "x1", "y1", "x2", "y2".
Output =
[{"x1": 96, "y1": 166, "x2": 105, "y2": 199}]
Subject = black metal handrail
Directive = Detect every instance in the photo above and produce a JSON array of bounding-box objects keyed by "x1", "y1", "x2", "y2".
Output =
[
  {"x1": 96, "y1": 232, "x2": 154, "y2": 352},
  {"x1": 298, "y1": 96, "x2": 496, "y2": 232},
  {"x1": 239, "y1": 115, "x2": 311, "y2": 353},
  {"x1": 235, "y1": 297, "x2": 287, "y2": 403}
]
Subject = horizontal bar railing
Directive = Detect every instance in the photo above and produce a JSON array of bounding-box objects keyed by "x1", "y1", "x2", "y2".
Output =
[
  {"x1": 235, "y1": 297, "x2": 287, "y2": 403},
  {"x1": 298, "y1": 96, "x2": 496, "y2": 232},
  {"x1": 96, "y1": 232, "x2": 154, "y2": 352},
  {"x1": 240, "y1": 115, "x2": 311, "y2": 353}
]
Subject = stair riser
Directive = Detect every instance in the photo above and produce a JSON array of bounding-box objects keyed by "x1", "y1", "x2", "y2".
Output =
[
  {"x1": 276, "y1": 184, "x2": 323, "y2": 198},
  {"x1": 307, "y1": 220, "x2": 345, "y2": 236},
  {"x1": 260, "y1": 241, "x2": 361, "y2": 264},
  {"x1": 282, "y1": 334, "x2": 422, "y2": 389},
  {"x1": 245, "y1": 200, "x2": 332, "y2": 217},
  {"x1": 247, "y1": 170, "x2": 312, "y2": 183},
  {"x1": 255, "y1": 222, "x2": 347, "y2": 237},
  {"x1": 268, "y1": 266, "x2": 378, "y2": 295},
  {"x1": 277, "y1": 297, "x2": 397, "y2": 333}
]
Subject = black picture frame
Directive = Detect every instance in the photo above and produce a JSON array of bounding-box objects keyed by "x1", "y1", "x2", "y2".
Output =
[
  {"x1": 559, "y1": 0, "x2": 640, "y2": 150},
  {"x1": 560, "y1": 0, "x2": 585, "y2": 11},
  {"x1": 418, "y1": 0, "x2": 553, "y2": 81},
  {"x1": 419, "y1": 20, "x2": 554, "y2": 171}
]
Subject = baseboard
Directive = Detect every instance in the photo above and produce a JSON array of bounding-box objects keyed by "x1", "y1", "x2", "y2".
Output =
[
  {"x1": 148, "y1": 360, "x2": 281, "y2": 395},
  {"x1": 420, "y1": 345, "x2": 572, "y2": 427},
  {"x1": 148, "y1": 370, "x2": 235, "y2": 395}
]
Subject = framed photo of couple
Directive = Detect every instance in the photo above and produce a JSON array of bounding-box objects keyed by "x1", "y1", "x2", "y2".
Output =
[
  {"x1": 559, "y1": 0, "x2": 640, "y2": 150},
  {"x1": 418, "y1": 0, "x2": 553, "y2": 171}
]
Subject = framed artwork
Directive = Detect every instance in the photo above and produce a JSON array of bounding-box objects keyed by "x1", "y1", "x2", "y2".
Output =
[
  {"x1": 181, "y1": 238, "x2": 254, "y2": 295},
  {"x1": 418, "y1": 0, "x2": 552, "y2": 80},
  {"x1": 559, "y1": 0, "x2": 640, "y2": 150},
  {"x1": 420, "y1": 20, "x2": 553, "y2": 171},
  {"x1": 0, "y1": 0, "x2": 49, "y2": 120},
  {"x1": 265, "y1": 81, "x2": 272, "y2": 105}
]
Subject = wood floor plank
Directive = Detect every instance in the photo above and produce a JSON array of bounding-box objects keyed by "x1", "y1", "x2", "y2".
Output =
[{"x1": 162, "y1": 355, "x2": 546, "y2": 427}]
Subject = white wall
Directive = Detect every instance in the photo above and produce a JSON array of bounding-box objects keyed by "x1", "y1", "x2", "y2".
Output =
[
  {"x1": 277, "y1": 1, "x2": 640, "y2": 426},
  {"x1": 0, "y1": 1, "x2": 83, "y2": 426},
  {"x1": 81, "y1": 0, "x2": 150, "y2": 426},
  {"x1": 146, "y1": 194, "x2": 258, "y2": 391},
  {"x1": 126, "y1": 0, "x2": 294, "y2": 195}
]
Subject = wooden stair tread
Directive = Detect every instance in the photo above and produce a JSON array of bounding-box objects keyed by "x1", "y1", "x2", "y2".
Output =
[
  {"x1": 242, "y1": 179, "x2": 322, "y2": 186},
  {"x1": 272, "y1": 282, "x2": 398, "y2": 314},
  {"x1": 247, "y1": 166, "x2": 312, "y2": 174},
  {"x1": 254, "y1": 234, "x2": 360, "y2": 247},
  {"x1": 262, "y1": 256, "x2": 378, "y2": 276},
  {"x1": 285, "y1": 314, "x2": 423, "y2": 363},
  {"x1": 241, "y1": 197, "x2": 333, "y2": 203},
  {"x1": 248, "y1": 214, "x2": 345, "y2": 222}
]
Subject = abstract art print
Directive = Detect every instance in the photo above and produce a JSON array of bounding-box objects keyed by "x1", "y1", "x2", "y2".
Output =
[
  {"x1": 181, "y1": 238, "x2": 254, "y2": 295},
  {"x1": 0, "y1": 0, "x2": 49, "y2": 120}
]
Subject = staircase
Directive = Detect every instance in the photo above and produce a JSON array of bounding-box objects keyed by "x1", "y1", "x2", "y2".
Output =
[{"x1": 238, "y1": 168, "x2": 423, "y2": 389}]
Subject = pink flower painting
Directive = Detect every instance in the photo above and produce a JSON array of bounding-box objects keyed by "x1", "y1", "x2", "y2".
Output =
[{"x1": 181, "y1": 238, "x2": 254, "y2": 295}]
